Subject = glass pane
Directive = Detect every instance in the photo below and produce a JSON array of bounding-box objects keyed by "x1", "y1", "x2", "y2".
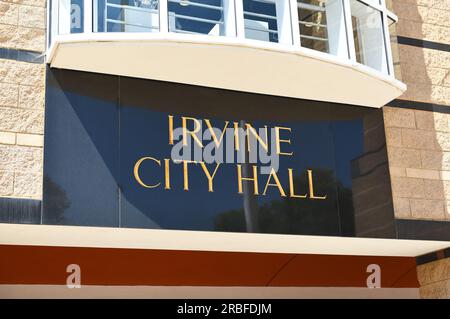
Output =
[
  {"x1": 243, "y1": 0, "x2": 279, "y2": 43},
  {"x1": 43, "y1": 70, "x2": 120, "y2": 227},
  {"x1": 298, "y1": 0, "x2": 348, "y2": 58},
  {"x1": 58, "y1": 0, "x2": 84, "y2": 34},
  {"x1": 168, "y1": 0, "x2": 229, "y2": 36},
  {"x1": 96, "y1": 0, "x2": 160, "y2": 32},
  {"x1": 350, "y1": 0, "x2": 388, "y2": 74}
]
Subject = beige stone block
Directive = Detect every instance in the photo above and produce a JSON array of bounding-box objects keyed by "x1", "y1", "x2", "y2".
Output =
[
  {"x1": 14, "y1": 26, "x2": 45, "y2": 52},
  {"x1": 401, "y1": 64, "x2": 448, "y2": 87},
  {"x1": 18, "y1": 5, "x2": 45, "y2": 29},
  {"x1": 417, "y1": 258, "x2": 450, "y2": 286},
  {"x1": 420, "y1": 150, "x2": 450, "y2": 170},
  {"x1": 423, "y1": 49, "x2": 450, "y2": 70},
  {"x1": 434, "y1": 113, "x2": 450, "y2": 132},
  {"x1": 426, "y1": 8, "x2": 450, "y2": 28},
  {"x1": 393, "y1": 197, "x2": 411, "y2": 218},
  {"x1": 399, "y1": 82, "x2": 433, "y2": 105},
  {"x1": 399, "y1": 46, "x2": 450, "y2": 71},
  {"x1": 424, "y1": 179, "x2": 445, "y2": 200},
  {"x1": 410, "y1": 199, "x2": 445, "y2": 219},
  {"x1": 389, "y1": 166, "x2": 406, "y2": 177},
  {"x1": 406, "y1": 168, "x2": 440, "y2": 180},
  {"x1": 0, "y1": 131, "x2": 15, "y2": 145},
  {"x1": 388, "y1": 147, "x2": 422, "y2": 168},
  {"x1": 3, "y1": 0, "x2": 48, "y2": 7},
  {"x1": 0, "y1": 107, "x2": 43, "y2": 134},
  {"x1": 383, "y1": 107, "x2": 416, "y2": 128},
  {"x1": 0, "y1": 82, "x2": 18, "y2": 107},
  {"x1": 0, "y1": 170, "x2": 13, "y2": 195},
  {"x1": 13, "y1": 171, "x2": 41, "y2": 198},
  {"x1": 16, "y1": 133, "x2": 43, "y2": 147},
  {"x1": 385, "y1": 127, "x2": 402, "y2": 147},
  {"x1": 396, "y1": 3, "x2": 423, "y2": 23},
  {"x1": 436, "y1": 132, "x2": 450, "y2": 151},
  {"x1": 419, "y1": 281, "x2": 448, "y2": 299},
  {"x1": 0, "y1": 59, "x2": 44, "y2": 86},
  {"x1": 19, "y1": 85, "x2": 44, "y2": 109},
  {"x1": 431, "y1": 86, "x2": 450, "y2": 106},
  {"x1": 0, "y1": 144, "x2": 42, "y2": 173},
  {"x1": 0, "y1": 24, "x2": 17, "y2": 48},
  {"x1": 416, "y1": 0, "x2": 450, "y2": 11},
  {"x1": 0, "y1": 2, "x2": 18, "y2": 25},
  {"x1": 402, "y1": 129, "x2": 436, "y2": 150},
  {"x1": 391, "y1": 177, "x2": 424, "y2": 198},
  {"x1": 415, "y1": 110, "x2": 450, "y2": 132},
  {"x1": 0, "y1": 25, "x2": 45, "y2": 52},
  {"x1": 16, "y1": 0, "x2": 47, "y2": 8}
]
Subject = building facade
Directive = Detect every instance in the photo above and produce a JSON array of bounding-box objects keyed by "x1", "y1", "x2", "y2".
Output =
[{"x1": 0, "y1": 0, "x2": 449, "y2": 298}]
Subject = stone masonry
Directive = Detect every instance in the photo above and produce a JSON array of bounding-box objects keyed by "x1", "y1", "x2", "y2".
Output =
[
  {"x1": 385, "y1": 0, "x2": 450, "y2": 222},
  {"x1": 0, "y1": 0, "x2": 46, "y2": 199},
  {"x1": 417, "y1": 257, "x2": 450, "y2": 298}
]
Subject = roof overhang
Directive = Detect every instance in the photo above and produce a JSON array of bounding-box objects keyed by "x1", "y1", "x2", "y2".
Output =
[{"x1": 47, "y1": 33, "x2": 406, "y2": 108}]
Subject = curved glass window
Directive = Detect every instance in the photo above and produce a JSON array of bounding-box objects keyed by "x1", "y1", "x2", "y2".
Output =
[{"x1": 48, "y1": 0, "x2": 402, "y2": 78}]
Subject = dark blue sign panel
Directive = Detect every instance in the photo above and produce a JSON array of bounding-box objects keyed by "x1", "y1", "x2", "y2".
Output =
[{"x1": 43, "y1": 68, "x2": 396, "y2": 238}]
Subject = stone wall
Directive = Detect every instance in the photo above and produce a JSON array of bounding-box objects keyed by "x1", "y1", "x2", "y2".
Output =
[
  {"x1": 417, "y1": 257, "x2": 450, "y2": 298},
  {"x1": 0, "y1": 0, "x2": 46, "y2": 200},
  {"x1": 384, "y1": 0, "x2": 450, "y2": 222}
]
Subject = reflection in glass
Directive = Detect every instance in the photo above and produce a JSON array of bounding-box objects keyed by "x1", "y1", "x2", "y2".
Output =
[
  {"x1": 57, "y1": 0, "x2": 84, "y2": 34},
  {"x1": 243, "y1": 0, "x2": 279, "y2": 43},
  {"x1": 97, "y1": 0, "x2": 160, "y2": 32},
  {"x1": 168, "y1": 0, "x2": 231, "y2": 36},
  {"x1": 350, "y1": 0, "x2": 388, "y2": 74},
  {"x1": 297, "y1": 0, "x2": 348, "y2": 58}
]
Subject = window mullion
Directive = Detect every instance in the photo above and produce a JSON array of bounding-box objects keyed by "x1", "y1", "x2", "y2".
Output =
[{"x1": 342, "y1": 0, "x2": 356, "y2": 62}]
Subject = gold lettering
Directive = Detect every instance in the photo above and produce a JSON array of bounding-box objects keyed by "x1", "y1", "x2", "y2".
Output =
[
  {"x1": 275, "y1": 126, "x2": 293, "y2": 156},
  {"x1": 233, "y1": 122, "x2": 240, "y2": 151},
  {"x1": 182, "y1": 116, "x2": 203, "y2": 148},
  {"x1": 245, "y1": 124, "x2": 268, "y2": 152},
  {"x1": 164, "y1": 158, "x2": 171, "y2": 190},
  {"x1": 168, "y1": 115, "x2": 174, "y2": 145},
  {"x1": 288, "y1": 168, "x2": 307, "y2": 198},
  {"x1": 308, "y1": 169, "x2": 327, "y2": 200},
  {"x1": 200, "y1": 162, "x2": 221, "y2": 192},
  {"x1": 237, "y1": 164, "x2": 259, "y2": 195},
  {"x1": 182, "y1": 160, "x2": 197, "y2": 191},
  {"x1": 133, "y1": 157, "x2": 161, "y2": 188},
  {"x1": 263, "y1": 168, "x2": 286, "y2": 197},
  {"x1": 205, "y1": 119, "x2": 229, "y2": 147}
]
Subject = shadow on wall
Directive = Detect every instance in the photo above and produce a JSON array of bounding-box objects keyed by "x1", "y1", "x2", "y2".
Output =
[
  {"x1": 387, "y1": 1, "x2": 450, "y2": 234},
  {"x1": 392, "y1": 0, "x2": 433, "y2": 104}
]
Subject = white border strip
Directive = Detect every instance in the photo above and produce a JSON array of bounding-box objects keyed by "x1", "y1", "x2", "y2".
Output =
[{"x1": 0, "y1": 285, "x2": 420, "y2": 299}]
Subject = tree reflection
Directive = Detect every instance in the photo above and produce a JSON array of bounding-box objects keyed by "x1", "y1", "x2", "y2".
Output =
[
  {"x1": 214, "y1": 168, "x2": 353, "y2": 236},
  {"x1": 42, "y1": 175, "x2": 71, "y2": 224}
]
